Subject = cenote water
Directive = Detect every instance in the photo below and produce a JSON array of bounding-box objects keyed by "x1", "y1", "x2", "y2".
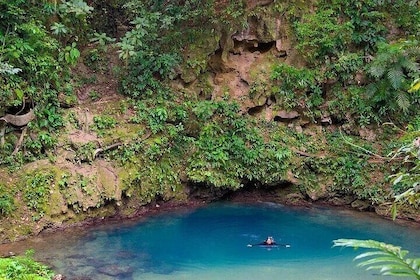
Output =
[{"x1": 1, "y1": 202, "x2": 420, "y2": 280}]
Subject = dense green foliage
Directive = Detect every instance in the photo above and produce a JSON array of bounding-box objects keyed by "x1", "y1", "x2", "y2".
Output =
[
  {"x1": 23, "y1": 171, "x2": 54, "y2": 220},
  {"x1": 113, "y1": 98, "x2": 293, "y2": 194},
  {"x1": 0, "y1": 0, "x2": 419, "y2": 239},
  {"x1": 0, "y1": 0, "x2": 94, "y2": 165},
  {"x1": 290, "y1": 0, "x2": 420, "y2": 123},
  {"x1": 270, "y1": 64, "x2": 323, "y2": 120},
  {"x1": 0, "y1": 250, "x2": 54, "y2": 280},
  {"x1": 186, "y1": 101, "x2": 291, "y2": 188},
  {"x1": 0, "y1": 184, "x2": 14, "y2": 216},
  {"x1": 294, "y1": 9, "x2": 354, "y2": 64},
  {"x1": 117, "y1": 0, "x2": 247, "y2": 98},
  {"x1": 390, "y1": 133, "x2": 420, "y2": 217},
  {"x1": 367, "y1": 40, "x2": 420, "y2": 117}
]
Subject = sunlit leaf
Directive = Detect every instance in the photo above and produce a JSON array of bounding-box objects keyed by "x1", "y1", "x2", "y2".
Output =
[{"x1": 334, "y1": 239, "x2": 420, "y2": 279}]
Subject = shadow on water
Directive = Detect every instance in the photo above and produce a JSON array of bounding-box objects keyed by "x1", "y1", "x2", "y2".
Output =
[{"x1": 1, "y1": 202, "x2": 420, "y2": 280}]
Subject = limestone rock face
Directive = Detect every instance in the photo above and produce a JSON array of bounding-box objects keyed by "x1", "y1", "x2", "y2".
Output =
[
  {"x1": 305, "y1": 185, "x2": 329, "y2": 201},
  {"x1": 274, "y1": 110, "x2": 300, "y2": 120},
  {"x1": 199, "y1": 1, "x2": 301, "y2": 122},
  {"x1": 203, "y1": 2, "x2": 296, "y2": 120},
  {"x1": 232, "y1": 15, "x2": 278, "y2": 46},
  {"x1": 359, "y1": 127, "x2": 377, "y2": 141},
  {"x1": 351, "y1": 199, "x2": 371, "y2": 211}
]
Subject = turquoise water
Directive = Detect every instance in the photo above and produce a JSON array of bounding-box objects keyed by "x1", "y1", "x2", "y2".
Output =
[{"x1": 2, "y1": 202, "x2": 420, "y2": 279}]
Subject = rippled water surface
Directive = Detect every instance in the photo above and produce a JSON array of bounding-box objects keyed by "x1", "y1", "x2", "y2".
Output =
[{"x1": 1, "y1": 202, "x2": 420, "y2": 280}]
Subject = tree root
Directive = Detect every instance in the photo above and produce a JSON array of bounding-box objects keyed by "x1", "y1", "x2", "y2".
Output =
[
  {"x1": 93, "y1": 142, "x2": 123, "y2": 159},
  {"x1": 0, "y1": 109, "x2": 35, "y2": 127},
  {"x1": 12, "y1": 126, "x2": 27, "y2": 156},
  {"x1": 1, "y1": 109, "x2": 35, "y2": 152},
  {"x1": 0, "y1": 123, "x2": 5, "y2": 147}
]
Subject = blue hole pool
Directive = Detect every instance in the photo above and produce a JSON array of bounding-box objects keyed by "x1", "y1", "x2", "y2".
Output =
[{"x1": 2, "y1": 202, "x2": 420, "y2": 279}]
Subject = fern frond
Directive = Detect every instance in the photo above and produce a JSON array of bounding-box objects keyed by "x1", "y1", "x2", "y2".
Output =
[
  {"x1": 333, "y1": 239, "x2": 420, "y2": 279},
  {"x1": 396, "y1": 91, "x2": 410, "y2": 112},
  {"x1": 369, "y1": 63, "x2": 385, "y2": 78},
  {"x1": 401, "y1": 60, "x2": 420, "y2": 75},
  {"x1": 388, "y1": 67, "x2": 404, "y2": 89},
  {"x1": 404, "y1": 45, "x2": 420, "y2": 58}
]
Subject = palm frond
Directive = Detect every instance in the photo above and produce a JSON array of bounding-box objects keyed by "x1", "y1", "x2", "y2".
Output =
[{"x1": 333, "y1": 239, "x2": 420, "y2": 279}]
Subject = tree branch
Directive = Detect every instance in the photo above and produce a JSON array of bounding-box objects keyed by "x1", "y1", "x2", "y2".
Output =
[
  {"x1": 92, "y1": 132, "x2": 152, "y2": 159},
  {"x1": 339, "y1": 128, "x2": 396, "y2": 161}
]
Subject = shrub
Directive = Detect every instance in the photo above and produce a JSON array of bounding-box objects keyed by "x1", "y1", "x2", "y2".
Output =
[
  {"x1": 294, "y1": 9, "x2": 353, "y2": 64},
  {"x1": 0, "y1": 250, "x2": 54, "y2": 280},
  {"x1": 366, "y1": 40, "x2": 420, "y2": 118},
  {"x1": 0, "y1": 184, "x2": 14, "y2": 216},
  {"x1": 92, "y1": 115, "x2": 117, "y2": 136},
  {"x1": 270, "y1": 63, "x2": 323, "y2": 119},
  {"x1": 23, "y1": 171, "x2": 55, "y2": 216},
  {"x1": 186, "y1": 101, "x2": 292, "y2": 189}
]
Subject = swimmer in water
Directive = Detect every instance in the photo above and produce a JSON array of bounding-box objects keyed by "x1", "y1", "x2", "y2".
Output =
[{"x1": 264, "y1": 236, "x2": 275, "y2": 245}]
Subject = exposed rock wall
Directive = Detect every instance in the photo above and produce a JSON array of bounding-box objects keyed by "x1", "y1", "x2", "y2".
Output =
[{"x1": 200, "y1": 4, "x2": 303, "y2": 125}]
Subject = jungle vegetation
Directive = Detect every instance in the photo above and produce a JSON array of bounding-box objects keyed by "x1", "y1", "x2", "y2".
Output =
[
  {"x1": 0, "y1": 0, "x2": 419, "y2": 243},
  {"x1": 0, "y1": 1, "x2": 419, "y2": 277},
  {"x1": 0, "y1": 250, "x2": 53, "y2": 280}
]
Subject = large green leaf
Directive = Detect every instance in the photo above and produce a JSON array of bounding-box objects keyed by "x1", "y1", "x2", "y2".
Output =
[{"x1": 333, "y1": 239, "x2": 420, "y2": 279}]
